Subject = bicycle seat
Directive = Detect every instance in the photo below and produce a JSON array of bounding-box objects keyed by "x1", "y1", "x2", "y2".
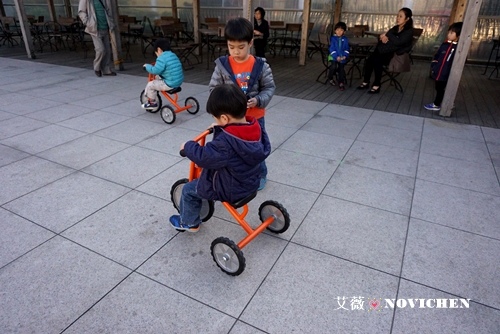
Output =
[
  {"x1": 229, "y1": 191, "x2": 257, "y2": 209},
  {"x1": 166, "y1": 87, "x2": 182, "y2": 94}
]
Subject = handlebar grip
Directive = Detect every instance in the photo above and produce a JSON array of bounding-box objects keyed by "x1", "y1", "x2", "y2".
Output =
[{"x1": 179, "y1": 149, "x2": 186, "y2": 157}]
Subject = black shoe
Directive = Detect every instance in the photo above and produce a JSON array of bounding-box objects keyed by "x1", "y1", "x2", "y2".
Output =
[
  {"x1": 94, "y1": 70, "x2": 102, "y2": 77},
  {"x1": 357, "y1": 82, "x2": 369, "y2": 90},
  {"x1": 368, "y1": 86, "x2": 380, "y2": 94},
  {"x1": 103, "y1": 72, "x2": 117, "y2": 76}
]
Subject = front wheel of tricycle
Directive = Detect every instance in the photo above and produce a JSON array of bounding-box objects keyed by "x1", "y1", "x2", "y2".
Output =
[
  {"x1": 140, "y1": 90, "x2": 162, "y2": 113},
  {"x1": 258, "y1": 200, "x2": 290, "y2": 234},
  {"x1": 160, "y1": 105, "x2": 176, "y2": 124},
  {"x1": 170, "y1": 178, "x2": 215, "y2": 222},
  {"x1": 211, "y1": 237, "x2": 245, "y2": 276},
  {"x1": 184, "y1": 97, "x2": 200, "y2": 114}
]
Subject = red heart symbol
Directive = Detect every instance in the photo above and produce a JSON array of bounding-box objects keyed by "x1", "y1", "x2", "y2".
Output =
[{"x1": 370, "y1": 300, "x2": 380, "y2": 309}]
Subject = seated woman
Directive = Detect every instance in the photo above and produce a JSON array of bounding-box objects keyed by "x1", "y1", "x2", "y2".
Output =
[
  {"x1": 253, "y1": 7, "x2": 270, "y2": 57},
  {"x1": 357, "y1": 7, "x2": 414, "y2": 94}
]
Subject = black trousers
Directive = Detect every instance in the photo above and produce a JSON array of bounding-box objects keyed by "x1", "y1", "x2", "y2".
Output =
[
  {"x1": 254, "y1": 39, "x2": 267, "y2": 57},
  {"x1": 328, "y1": 61, "x2": 346, "y2": 84},
  {"x1": 363, "y1": 49, "x2": 394, "y2": 86},
  {"x1": 434, "y1": 80, "x2": 447, "y2": 106}
]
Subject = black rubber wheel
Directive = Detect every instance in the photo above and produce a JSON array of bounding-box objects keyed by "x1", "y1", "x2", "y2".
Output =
[
  {"x1": 160, "y1": 105, "x2": 176, "y2": 124},
  {"x1": 170, "y1": 178, "x2": 214, "y2": 222},
  {"x1": 258, "y1": 200, "x2": 290, "y2": 234},
  {"x1": 210, "y1": 237, "x2": 246, "y2": 276},
  {"x1": 140, "y1": 90, "x2": 162, "y2": 113},
  {"x1": 184, "y1": 97, "x2": 200, "y2": 114}
]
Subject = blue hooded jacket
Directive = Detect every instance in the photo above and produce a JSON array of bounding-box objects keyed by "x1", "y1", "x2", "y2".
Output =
[
  {"x1": 328, "y1": 35, "x2": 350, "y2": 64},
  {"x1": 144, "y1": 51, "x2": 184, "y2": 88},
  {"x1": 183, "y1": 117, "x2": 271, "y2": 203}
]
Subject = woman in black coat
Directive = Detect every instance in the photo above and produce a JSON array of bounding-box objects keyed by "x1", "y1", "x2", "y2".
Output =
[
  {"x1": 253, "y1": 7, "x2": 270, "y2": 57},
  {"x1": 357, "y1": 7, "x2": 414, "y2": 94}
]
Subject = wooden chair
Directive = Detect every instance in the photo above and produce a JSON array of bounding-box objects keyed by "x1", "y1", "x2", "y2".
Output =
[
  {"x1": 315, "y1": 33, "x2": 332, "y2": 83},
  {"x1": 409, "y1": 28, "x2": 424, "y2": 64},
  {"x1": 280, "y1": 23, "x2": 301, "y2": 57},
  {"x1": 382, "y1": 52, "x2": 411, "y2": 93}
]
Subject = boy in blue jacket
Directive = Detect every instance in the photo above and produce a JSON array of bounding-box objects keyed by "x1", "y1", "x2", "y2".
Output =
[
  {"x1": 142, "y1": 38, "x2": 184, "y2": 110},
  {"x1": 424, "y1": 22, "x2": 463, "y2": 111},
  {"x1": 170, "y1": 84, "x2": 271, "y2": 232},
  {"x1": 328, "y1": 22, "x2": 350, "y2": 91}
]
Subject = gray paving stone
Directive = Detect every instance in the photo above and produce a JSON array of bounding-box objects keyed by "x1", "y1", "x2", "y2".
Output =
[
  {"x1": 38, "y1": 134, "x2": 130, "y2": 169},
  {"x1": 138, "y1": 217, "x2": 288, "y2": 317},
  {"x1": 29, "y1": 84, "x2": 73, "y2": 98},
  {"x1": 0, "y1": 156, "x2": 73, "y2": 205},
  {"x1": 293, "y1": 195, "x2": 408, "y2": 274},
  {"x1": 82, "y1": 146, "x2": 181, "y2": 188},
  {"x1": 487, "y1": 141, "x2": 500, "y2": 167},
  {"x1": 229, "y1": 321, "x2": 266, "y2": 334},
  {"x1": 93, "y1": 118, "x2": 168, "y2": 144},
  {"x1": 44, "y1": 87, "x2": 101, "y2": 103},
  {"x1": 4, "y1": 172, "x2": 129, "y2": 233},
  {"x1": 0, "y1": 92, "x2": 33, "y2": 107},
  {"x1": 280, "y1": 129, "x2": 354, "y2": 160},
  {"x1": 482, "y1": 126, "x2": 500, "y2": 145},
  {"x1": 5, "y1": 97, "x2": 65, "y2": 116},
  {"x1": 57, "y1": 110, "x2": 131, "y2": 133},
  {"x1": 272, "y1": 97, "x2": 327, "y2": 114},
  {"x1": 65, "y1": 273, "x2": 235, "y2": 333},
  {"x1": 0, "y1": 115, "x2": 49, "y2": 140},
  {"x1": 344, "y1": 140, "x2": 419, "y2": 177},
  {"x1": 324, "y1": 163, "x2": 414, "y2": 215},
  {"x1": 0, "y1": 124, "x2": 86, "y2": 154},
  {"x1": 421, "y1": 131, "x2": 491, "y2": 164},
  {"x1": 266, "y1": 148, "x2": 338, "y2": 192},
  {"x1": 417, "y1": 152, "x2": 500, "y2": 196},
  {"x1": 174, "y1": 112, "x2": 214, "y2": 132},
  {"x1": 412, "y1": 179, "x2": 500, "y2": 239},
  {"x1": 0, "y1": 144, "x2": 30, "y2": 167},
  {"x1": 137, "y1": 126, "x2": 201, "y2": 155},
  {"x1": 357, "y1": 123, "x2": 422, "y2": 151},
  {"x1": 403, "y1": 218, "x2": 500, "y2": 309},
  {"x1": 318, "y1": 103, "x2": 373, "y2": 122},
  {"x1": 392, "y1": 279, "x2": 500, "y2": 334},
  {"x1": 423, "y1": 118, "x2": 484, "y2": 142},
  {"x1": 101, "y1": 99, "x2": 146, "y2": 117},
  {"x1": 301, "y1": 113, "x2": 366, "y2": 139},
  {"x1": 266, "y1": 106, "x2": 315, "y2": 128},
  {"x1": 263, "y1": 122, "x2": 297, "y2": 152},
  {"x1": 62, "y1": 191, "x2": 176, "y2": 268},
  {"x1": 26, "y1": 103, "x2": 96, "y2": 123},
  {"x1": 0, "y1": 110, "x2": 18, "y2": 121},
  {"x1": 137, "y1": 159, "x2": 190, "y2": 200},
  {"x1": 367, "y1": 110, "x2": 424, "y2": 132},
  {"x1": 240, "y1": 243, "x2": 398, "y2": 333},
  {"x1": 0, "y1": 236, "x2": 130, "y2": 334},
  {"x1": 0, "y1": 208, "x2": 55, "y2": 268},
  {"x1": 68, "y1": 93, "x2": 130, "y2": 109}
]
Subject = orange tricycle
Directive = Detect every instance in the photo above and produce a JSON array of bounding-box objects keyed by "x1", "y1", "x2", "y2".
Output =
[
  {"x1": 170, "y1": 128, "x2": 290, "y2": 276},
  {"x1": 140, "y1": 72, "x2": 200, "y2": 124}
]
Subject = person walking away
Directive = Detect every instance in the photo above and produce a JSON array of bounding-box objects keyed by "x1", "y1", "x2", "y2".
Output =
[{"x1": 78, "y1": 0, "x2": 117, "y2": 77}]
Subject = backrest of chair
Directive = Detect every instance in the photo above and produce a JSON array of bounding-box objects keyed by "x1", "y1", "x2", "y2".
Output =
[
  {"x1": 412, "y1": 28, "x2": 424, "y2": 47},
  {"x1": 318, "y1": 32, "x2": 330, "y2": 47},
  {"x1": 204, "y1": 17, "x2": 219, "y2": 24},
  {"x1": 347, "y1": 26, "x2": 364, "y2": 38},
  {"x1": 270, "y1": 21, "x2": 285, "y2": 27},
  {"x1": 286, "y1": 23, "x2": 301, "y2": 33},
  {"x1": 355, "y1": 24, "x2": 369, "y2": 35}
]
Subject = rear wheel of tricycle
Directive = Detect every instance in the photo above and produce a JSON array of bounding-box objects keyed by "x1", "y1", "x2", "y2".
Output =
[
  {"x1": 140, "y1": 90, "x2": 162, "y2": 113},
  {"x1": 210, "y1": 237, "x2": 245, "y2": 276},
  {"x1": 258, "y1": 200, "x2": 290, "y2": 234},
  {"x1": 160, "y1": 105, "x2": 176, "y2": 124},
  {"x1": 170, "y1": 178, "x2": 214, "y2": 222},
  {"x1": 184, "y1": 97, "x2": 200, "y2": 114}
]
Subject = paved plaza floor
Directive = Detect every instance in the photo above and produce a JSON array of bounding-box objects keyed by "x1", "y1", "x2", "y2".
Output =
[{"x1": 1, "y1": 58, "x2": 499, "y2": 333}]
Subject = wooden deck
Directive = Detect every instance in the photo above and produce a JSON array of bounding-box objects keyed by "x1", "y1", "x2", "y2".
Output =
[{"x1": 2, "y1": 40, "x2": 499, "y2": 128}]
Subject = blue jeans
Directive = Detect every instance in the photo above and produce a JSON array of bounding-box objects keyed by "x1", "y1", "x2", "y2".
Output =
[
  {"x1": 257, "y1": 117, "x2": 268, "y2": 179},
  {"x1": 179, "y1": 180, "x2": 203, "y2": 227}
]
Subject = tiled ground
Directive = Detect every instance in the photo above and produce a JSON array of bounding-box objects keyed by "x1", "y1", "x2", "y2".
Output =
[{"x1": 0, "y1": 58, "x2": 499, "y2": 333}]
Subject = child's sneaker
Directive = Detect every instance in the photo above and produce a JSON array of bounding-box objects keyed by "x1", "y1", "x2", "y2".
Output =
[
  {"x1": 329, "y1": 79, "x2": 336, "y2": 86},
  {"x1": 169, "y1": 215, "x2": 200, "y2": 233},
  {"x1": 339, "y1": 83, "x2": 345, "y2": 91},
  {"x1": 142, "y1": 100, "x2": 158, "y2": 110},
  {"x1": 258, "y1": 178, "x2": 267, "y2": 191},
  {"x1": 424, "y1": 103, "x2": 441, "y2": 111}
]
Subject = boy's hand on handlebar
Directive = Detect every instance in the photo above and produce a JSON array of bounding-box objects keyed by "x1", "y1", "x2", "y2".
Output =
[{"x1": 247, "y1": 98, "x2": 257, "y2": 108}]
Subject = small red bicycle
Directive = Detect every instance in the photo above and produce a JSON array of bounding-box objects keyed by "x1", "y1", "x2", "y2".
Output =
[
  {"x1": 140, "y1": 72, "x2": 200, "y2": 124},
  {"x1": 170, "y1": 128, "x2": 290, "y2": 276}
]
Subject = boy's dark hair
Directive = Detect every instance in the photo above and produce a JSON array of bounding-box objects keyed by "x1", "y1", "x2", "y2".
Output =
[
  {"x1": 154, "y1": 38, "x2": 171, "y2": 52},
  {"x1": 225, "y1": 17, "x2": 254, "y2": 43},
  {"x1": 207, "y1": 84, "x2": 247, "y2": 119},
  {"x1": 334, "y1": 22, "x2": 347, "y2": 31},
  {"x1": 255, "y1": 7, "x2": 266, "y2": 18},
  {"x1": 449, "y1": 22, "x2": 463, "y2": 36}
]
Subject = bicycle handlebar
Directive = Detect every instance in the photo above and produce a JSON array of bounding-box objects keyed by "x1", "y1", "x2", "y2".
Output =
[{"x1": 179, "y1": 128, "x2": 214, "y2": 157}]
